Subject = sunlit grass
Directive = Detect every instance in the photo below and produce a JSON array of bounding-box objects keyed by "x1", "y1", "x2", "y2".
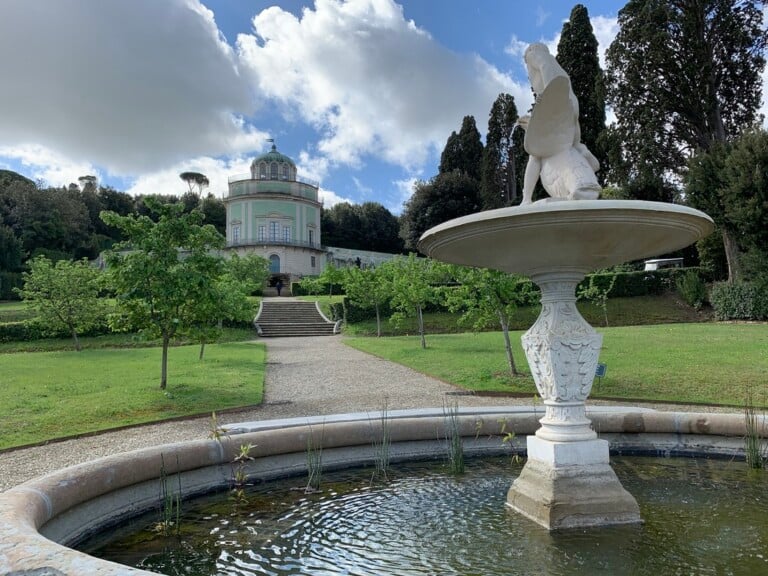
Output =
[
  {"x1": 0, "y1": 341, "x2": 265, "y2": 450},
  {"x1": 344, "y1": 323, "x2": 768, "y2": 407}
]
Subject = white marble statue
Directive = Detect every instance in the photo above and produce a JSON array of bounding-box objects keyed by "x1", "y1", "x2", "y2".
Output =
[{"x1": 517, "y1": 43, "x2": 601, "y2": 204}]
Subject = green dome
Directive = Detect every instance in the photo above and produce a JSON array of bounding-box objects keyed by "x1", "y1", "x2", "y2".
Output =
[{"x1": 252, "y1": 144, "x2": 295, "y2": 167}]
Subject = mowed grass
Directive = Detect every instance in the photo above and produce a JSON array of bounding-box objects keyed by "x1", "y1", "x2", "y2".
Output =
[
  {"x1": 344, "y1": 323, "x2": 768, "y2": 407},
  {"x1": 0, "y1": 342, "x2": 265, "y2": 450}
]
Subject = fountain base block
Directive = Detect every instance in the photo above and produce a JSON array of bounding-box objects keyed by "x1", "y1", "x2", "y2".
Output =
[{"x1": 506, "y1": 436, "x2": 641, "y2": 530}]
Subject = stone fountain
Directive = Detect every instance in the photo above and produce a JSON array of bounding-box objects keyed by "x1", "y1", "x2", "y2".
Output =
[{"x1": 418, "y1": 43, "x2": 714, "y2": 530}]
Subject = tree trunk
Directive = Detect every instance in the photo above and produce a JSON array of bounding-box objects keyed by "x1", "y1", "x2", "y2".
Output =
[
  {"x1": 498, "y1": 311, "x2": 519, "y2": 376},
  {"x1": 375, "y1": 304, "x2": 381, "y2": 337},
  {"x1": 417, "y1": 305, "x2": 426, "y2": 349},
  {"x1": 71, "y1": 328, "x2": 81, "y2": 352},
  {"x1": 161, "y1": 335, "x2": 169, "y2": 390},
  {"x1": 722, "y1": 228, "x2": 742, "y2": 283},
  {"x1": 199, "y1": 339, "x2": 206, "y2": 361}
]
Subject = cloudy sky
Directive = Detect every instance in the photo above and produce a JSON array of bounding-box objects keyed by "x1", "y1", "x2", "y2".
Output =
[{"x1": 0, "y1": 1, "x2": 652, "y2": 213}]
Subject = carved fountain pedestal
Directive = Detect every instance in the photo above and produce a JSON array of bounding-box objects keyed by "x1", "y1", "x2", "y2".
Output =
[{"x1": 419, "y1": 199, "x2": 714, "y2": 530}]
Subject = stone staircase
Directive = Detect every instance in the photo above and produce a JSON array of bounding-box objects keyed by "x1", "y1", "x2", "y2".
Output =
[{"x1": 255, "y1": 299, "x2": 337, "y2": 337}]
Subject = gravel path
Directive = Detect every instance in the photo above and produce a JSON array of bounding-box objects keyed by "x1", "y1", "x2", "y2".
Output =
[{"x1": 0, "y1": 335, "x2": 738, "y2": 492}]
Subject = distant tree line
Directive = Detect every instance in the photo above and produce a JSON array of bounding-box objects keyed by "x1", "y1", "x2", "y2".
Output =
[{"x1": 0, "y1": 170, "x2": 226, "y2": 268}]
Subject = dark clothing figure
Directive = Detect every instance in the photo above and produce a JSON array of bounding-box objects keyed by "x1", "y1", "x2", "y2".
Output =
[{"x1": 276, "y1": 280, "x2": 283, "y2": 296}]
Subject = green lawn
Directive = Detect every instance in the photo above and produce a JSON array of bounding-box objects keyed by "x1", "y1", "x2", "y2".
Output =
[
  {"x1": 0, "y1": 300, "x2": 35, "y2": 322},
  {"x1": 344, "y1": 323, "x2": 768, "y2": 407},
  {"x1": 0, "y1": 341, "x2": 266, "y2": 450}
]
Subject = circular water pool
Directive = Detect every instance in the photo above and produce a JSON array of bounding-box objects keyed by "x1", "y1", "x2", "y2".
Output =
[{"x1": 83, "y1": 456, "x2": 768, "y2": 576}]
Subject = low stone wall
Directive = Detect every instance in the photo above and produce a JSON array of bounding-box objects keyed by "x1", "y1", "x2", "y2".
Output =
[{"x1": 0, "y1": 408, "x2": 762, "y2": 575}]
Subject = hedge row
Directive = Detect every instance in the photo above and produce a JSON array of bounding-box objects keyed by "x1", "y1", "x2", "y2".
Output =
[
  {"x1": 0, "y1": 319, "x2": 112, "y2": 343},
  {"x1": 710, "y1": 281, "x2": 768, "y2": 321},
  {"x1": 575, "y1": 267, "x2": 713, "y2": 298},
  {"x1": 290, "y1": 281, "x2": 345, "y2": 297}
]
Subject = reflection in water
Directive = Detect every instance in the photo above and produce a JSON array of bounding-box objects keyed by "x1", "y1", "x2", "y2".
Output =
[{"x1": 84, "y1": 457, "x2": 768, "y2": 576}]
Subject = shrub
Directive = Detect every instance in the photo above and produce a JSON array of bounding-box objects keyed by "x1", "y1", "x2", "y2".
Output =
[
  {"x1": 710, "y1": 281, "x2": 768, "y2": 320},
  {"x1": 675, "y1": 270, "x2": 708, "y2": 309}
]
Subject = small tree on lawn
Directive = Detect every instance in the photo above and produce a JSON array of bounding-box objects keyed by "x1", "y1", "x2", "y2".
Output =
[
  {"x1": 443, "y1": 265, "x2": 533, "y2": 376},
  {"x1": 102, "y1": 199, "x2": 225, "y2": 389},
  {"x1": 384, "y1": 254, "x2": 445, "y2": 349},
  {"x1": 15, "y1": 256, "x2": 107, "y2": 351},
  {"x1": 343, "y1": 265, "x2": 392, "y2": 337},
  {"x1": 191, "y1": 254, "x2": 269, "y2": 360}
]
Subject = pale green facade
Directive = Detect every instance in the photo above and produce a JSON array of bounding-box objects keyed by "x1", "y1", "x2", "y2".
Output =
[{"x1": 224, "y1": 145, "x2": 324, "y2": 278}]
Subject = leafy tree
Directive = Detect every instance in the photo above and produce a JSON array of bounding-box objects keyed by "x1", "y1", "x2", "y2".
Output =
[
  {"x1": 358, "y1": 202, "x2": 404, "y2": 253},
  {"x1": 15, "y1": 256, "x2": 107, "y2": 351},
  {"x1": 224, "y1": 253, "x2": 270, "y2": 294},
  {"x1": 720, "y1": 130, "x2": 768, "y2": 278},
  {"x1": 343, "y1": 265, "x2": 392, "y2": 337},
  {"x1": 102, "y1": 199, "x2": 225, "y2": 389},
  {"x1": 321, "y1": 202, "x2": 402, "y2": 253},
  {"x1": 383, "y1": 254, "x2": 446, "y2": 349},
  {"x1": 605, "y1": 0, "x2": 766, "y2": 279},
  {"x1": 201, "y1": 193, "x2": 226, "y2": 236},
  {"x1": 0, "y1": 225, "x2": 23, "y2": 272},
  {"x1": 188, "y1": 254, "x2": 268, "y2": 360},
  {"x1": 443, "y1": 266, "x2": 532, "y2": 376},
  {"x1": 400, "y1": 171, "x2": 481, "y2": 251},
  {"x1": 179, "y1": 172, "x2": 210, "y2": 194},
  {"x1": 480, "y1": 93, "x2": 526, "y2": 208},
  {"x1": 577, "y1": 275, "x2": 616, "y2": 327},
  {"x1": 439, "y1": 116, "x2": 484, "y2": 181},
  {"x1": 319, "y1": 262, "x2": 345, "y2": 302},
  {"x1": 321, "y1": 203, "x2": 363, "y2": 248},
  {"x1": 557, "y1": 4, "x2": 607, "y2": 183}
]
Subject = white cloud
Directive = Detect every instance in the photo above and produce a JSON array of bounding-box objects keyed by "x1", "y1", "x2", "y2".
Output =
[
  {"x1": 591, "y1": 16, "x2": 620, "y2": 69},
  {"x1": 237, "y1": 0, "x2": 522, "y2": 171},
  {"x1": 0, "y1": 144, "x2": 100, "y2": 188},
  {"x1": 319, "y1": 187, "x2": 354, "y2": 207},
  {"x1": 0, "y1": 0, "x2": 266, "y2": 175},
  {"x1": 391, "y1": 177, "x2": 418, "y2": 214},
  {"x1": 125, "y1": 156, "x2": 252, "y2": 198},
  {"x1": 504, "y1": 35, "x2": 529, "y2": 59}
]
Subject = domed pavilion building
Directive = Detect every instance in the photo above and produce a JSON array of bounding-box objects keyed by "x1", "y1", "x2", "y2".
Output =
[
  {"x1": 225, "y1": 144, "x2": 325, "y2": 284},
  {"x1": 224, "y1": 143, "x2": 396, "y2": 288}
]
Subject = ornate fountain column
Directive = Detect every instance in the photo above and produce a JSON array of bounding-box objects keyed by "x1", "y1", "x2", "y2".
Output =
[
  {"x1": 522, "y1": 272, "x2": 601, "y2": 443},
  {"x1": 506, "y1": 270, "x2": 641, "y2": 529}
]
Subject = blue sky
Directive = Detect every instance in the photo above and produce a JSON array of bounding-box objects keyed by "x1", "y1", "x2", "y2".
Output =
[{"x1": 0, "y1": 1, "x2": 633, "y2": 213}]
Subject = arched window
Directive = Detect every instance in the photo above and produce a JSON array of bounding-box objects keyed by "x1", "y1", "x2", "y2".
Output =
[
  {"x1": 282, "y1": 164, "x2": 289, "y2": 180},
  {"x1": 270, "y1": 162, "x2": 278, "y2": 179},
  {"x1": 259, "y1": 162, "x2": 267, "y2": 179},
  {"x1": 269, "y1": 254, "x2": 280, "y2": 273}
]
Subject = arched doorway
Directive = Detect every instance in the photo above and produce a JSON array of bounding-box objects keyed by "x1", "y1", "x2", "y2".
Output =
[{"x1": 269, "y1": 254, "x2": 280, "y2": 273}]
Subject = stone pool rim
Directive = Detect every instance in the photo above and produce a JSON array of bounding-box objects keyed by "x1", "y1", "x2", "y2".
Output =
[{"x1": 0, "y1": 406, "x2": 764, "y2": 576}]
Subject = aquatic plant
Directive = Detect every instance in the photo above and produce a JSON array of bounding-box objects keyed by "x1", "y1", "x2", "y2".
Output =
[
  {"x1": 443, "y1": 401, "x2": 465, "y2": 475},
  {"x1": 744, "y1": 391, "x2": 766, "y2": 469},
  {"x1": 370, "y1": 400, "x2": 392, "y2": 483},
  {"x1": 305, "y1": 425, "x2": 324, "y2": 492},
  {"x1": 154, "y1": 454, "x2": 182, "y2": 536}
]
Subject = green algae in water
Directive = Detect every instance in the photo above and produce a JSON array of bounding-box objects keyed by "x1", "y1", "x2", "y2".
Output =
[{"x1": 83, "y1": 457, "x2": 768, "y2": 576}]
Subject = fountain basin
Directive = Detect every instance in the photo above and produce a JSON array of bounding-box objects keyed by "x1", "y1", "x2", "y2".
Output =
[
  {"x1": 417, "y1": 200, "x2": 715, "y2": 277},
  {"x1": 0, "y1": 408, "x2": 762, "y2": 575}
]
